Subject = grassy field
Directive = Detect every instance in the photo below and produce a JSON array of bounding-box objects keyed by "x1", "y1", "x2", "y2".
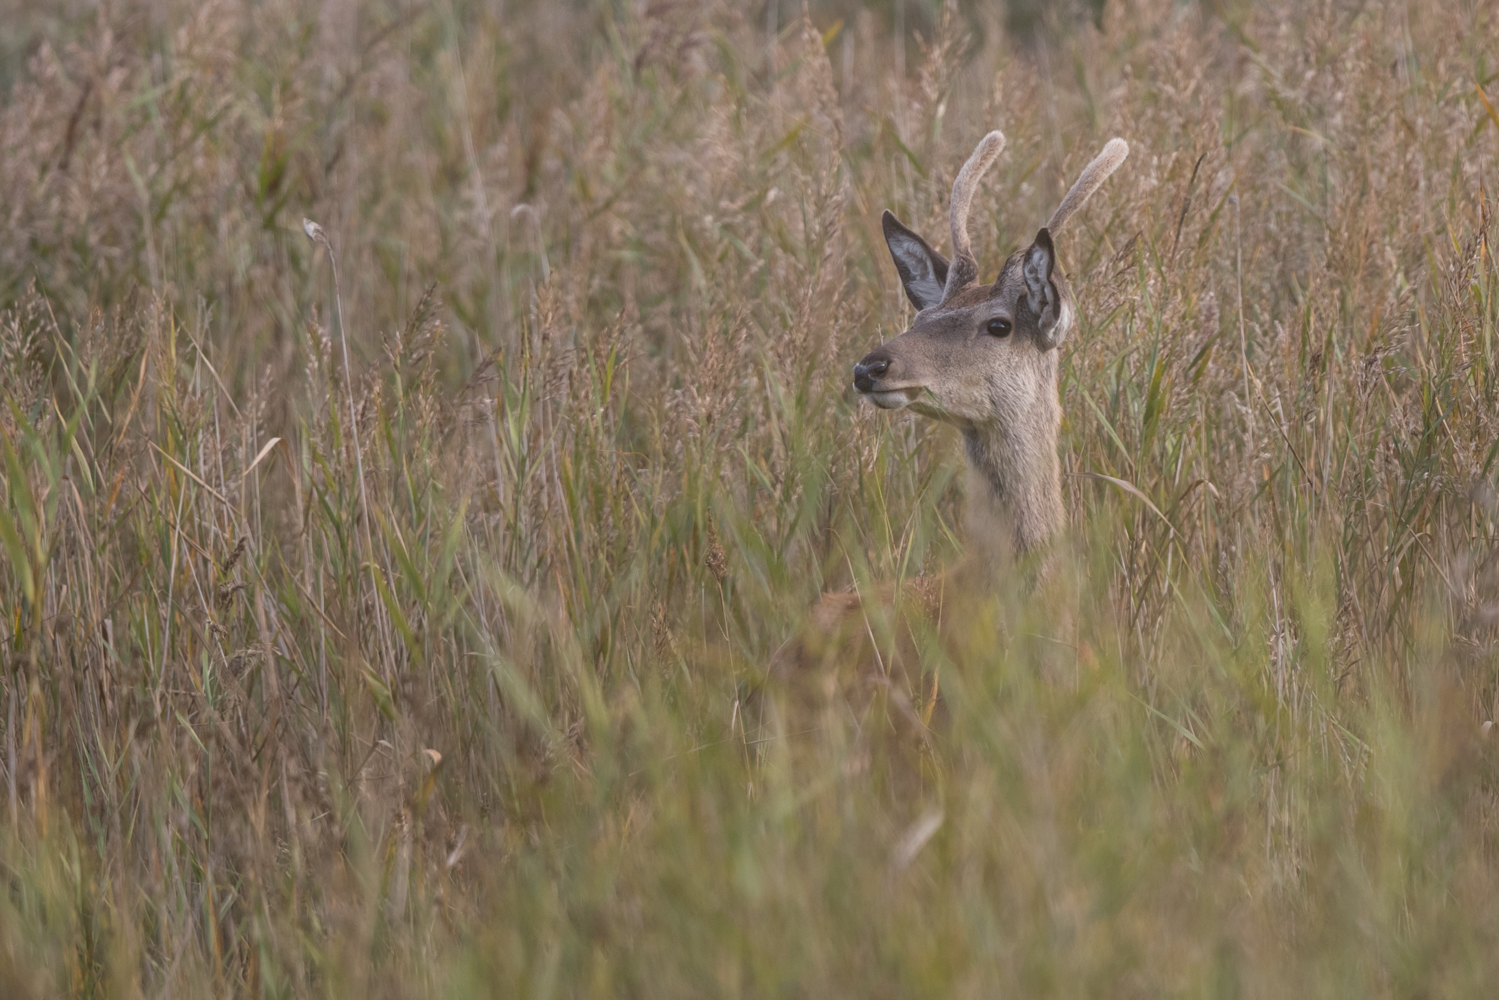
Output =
[{"x1": 2, "y1": 0, "x2": 1499, "y2": 995}]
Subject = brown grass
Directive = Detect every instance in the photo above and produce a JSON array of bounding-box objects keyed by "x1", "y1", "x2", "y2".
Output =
[{"x1": 2, "y1": 0, "x2": 1499, "y2": 995}]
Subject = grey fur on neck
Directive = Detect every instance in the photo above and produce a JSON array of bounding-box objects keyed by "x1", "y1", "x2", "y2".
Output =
[{"x1": 960, "y1": 394, "x2": 1064, "y2": 560}]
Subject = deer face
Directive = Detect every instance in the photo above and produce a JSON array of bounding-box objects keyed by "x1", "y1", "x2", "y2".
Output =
[
  {"x1": 853, "y1": 133, "x2": 1126, "y2": 432},
  {"x1": 854, "y1": 220, "x2": 1073, "y2": 428}
]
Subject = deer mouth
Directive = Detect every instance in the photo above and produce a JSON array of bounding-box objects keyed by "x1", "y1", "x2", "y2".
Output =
[
  {"x1": 864, "y1": 387, "x2": 920, "y2": 409},
  {"x1": 853, "y1": 352, "x2": 925, "y2": 409}
]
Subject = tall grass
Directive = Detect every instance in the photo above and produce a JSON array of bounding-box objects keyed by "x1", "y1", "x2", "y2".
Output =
[{"x1": 2, "y1": 0, "x2": 1499, "y2": 995}]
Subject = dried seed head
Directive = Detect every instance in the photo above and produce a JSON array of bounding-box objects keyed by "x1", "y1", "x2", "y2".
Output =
[
  {"x1": 705, "y1": 521, "x2": 728, "y2": 583},
  {"x1": 301, "y1": 218, "x2": 327, "y2": 246},
  {"x1": 652, "y1": 601, "x2": 678, "y2": 661},
  {"x1": 221, "y1": 535, "x2": 247, "y2": 574},
  {"x1": 215, "y1": 582, "x2": 247, "y2": 613}
]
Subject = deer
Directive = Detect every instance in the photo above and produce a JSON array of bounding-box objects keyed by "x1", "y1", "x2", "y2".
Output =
[{"x1": 768, "y1": 129, "x2": 1129, "y2": 727}]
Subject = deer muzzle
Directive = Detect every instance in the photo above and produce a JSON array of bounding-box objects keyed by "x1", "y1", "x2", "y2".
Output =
[
  {"x1": 853, "y1": 349, "x2": 918, "y2": 409},
  {"x1": 852, "y1": 354, "x2": 889, "y2": 391}
]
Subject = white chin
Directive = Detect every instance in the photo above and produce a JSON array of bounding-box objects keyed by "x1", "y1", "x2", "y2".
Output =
[{"x1": 866, "y1": 391, "x2": 914, "y2": 410}]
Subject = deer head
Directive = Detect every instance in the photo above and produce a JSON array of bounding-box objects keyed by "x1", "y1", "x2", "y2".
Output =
[{"x1": 854, "y1": 132, "x2": 1129, "y2": 555}]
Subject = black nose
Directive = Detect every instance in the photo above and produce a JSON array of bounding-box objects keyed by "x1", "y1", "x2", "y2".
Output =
[{"x1": 853, "y1": 353, "x2": 891, "y2": 393}]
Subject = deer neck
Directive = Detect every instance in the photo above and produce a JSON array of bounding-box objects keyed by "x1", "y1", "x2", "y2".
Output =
[{"x1": 960, "y1": 380, "x2": 1064, "y2": 563}]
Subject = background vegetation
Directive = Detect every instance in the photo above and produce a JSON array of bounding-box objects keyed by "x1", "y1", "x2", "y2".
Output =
[{"x1": 2, "y1": 0, "x2": 1499, "y2": 995}]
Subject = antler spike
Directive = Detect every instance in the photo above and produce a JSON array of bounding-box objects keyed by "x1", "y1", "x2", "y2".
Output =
[
  {"x1": 1046, "y1": 137, "x2": 1129, "y2": 234},
  {"x1": 942, "y1": 130, "x2": 1007, "y2": 301}
]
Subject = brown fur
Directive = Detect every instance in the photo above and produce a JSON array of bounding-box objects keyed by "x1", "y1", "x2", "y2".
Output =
[{"x1": 769, "y1": 572, "x2": 948, "y2": 723}]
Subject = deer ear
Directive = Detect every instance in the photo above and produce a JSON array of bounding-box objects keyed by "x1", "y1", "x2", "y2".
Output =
[
  {"x1": 1023, "y1": 228, "x2": 1064, "y2": 349},
  {"x1": 882, "y1": 210, "x2": 950, "y2": 311}
]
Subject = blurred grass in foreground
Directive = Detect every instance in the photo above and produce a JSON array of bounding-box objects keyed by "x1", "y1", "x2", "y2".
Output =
[{"x1": 2, "y1": 0, "x2": 1499, "y2": 995}]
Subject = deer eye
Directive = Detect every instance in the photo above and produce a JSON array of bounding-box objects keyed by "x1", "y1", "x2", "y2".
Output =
[{"x1": 986, "y1": 318, "x2": 1012, "y2": 338}]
